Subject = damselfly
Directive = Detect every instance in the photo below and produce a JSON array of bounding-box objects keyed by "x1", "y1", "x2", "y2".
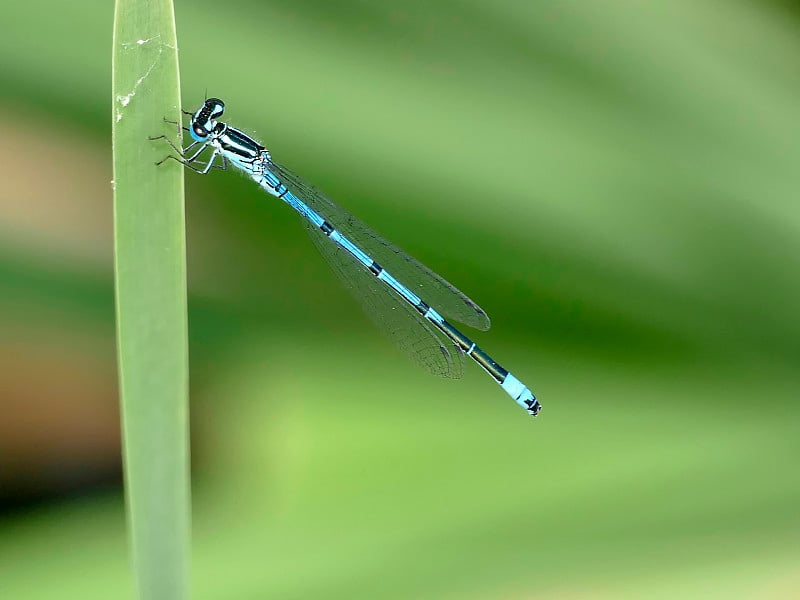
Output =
[{"x1": 153, "y1": 99, "x2": 541, "y2": 416}]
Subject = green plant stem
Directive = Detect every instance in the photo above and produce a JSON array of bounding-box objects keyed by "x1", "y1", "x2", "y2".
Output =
[{"x1": 112, "y1": 1, "x2": 189, "y2": 599}]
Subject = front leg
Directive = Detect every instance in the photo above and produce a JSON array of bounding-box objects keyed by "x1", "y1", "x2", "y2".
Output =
[{"x1": 155, "y1": 148, "x2": 220, "y2": 174}]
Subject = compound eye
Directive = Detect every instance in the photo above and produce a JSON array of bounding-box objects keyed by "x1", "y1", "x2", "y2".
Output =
[{"x1": 192, "y1": 122, "x2": 210, "y2": 141}]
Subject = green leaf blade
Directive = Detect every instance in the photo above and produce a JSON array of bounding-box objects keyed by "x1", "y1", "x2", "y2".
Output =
[{"x1": 112, "y1": 1, "x2": 189, "y2": 599}]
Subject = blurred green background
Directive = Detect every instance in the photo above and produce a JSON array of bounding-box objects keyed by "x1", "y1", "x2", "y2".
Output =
[{"x1": 2, "y1": 0, "x2": 799, "y2": 598}]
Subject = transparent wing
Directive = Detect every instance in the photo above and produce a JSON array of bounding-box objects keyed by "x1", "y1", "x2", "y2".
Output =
[
  {"x1": 270, "y1": 162, "x2": 491, "y2": 331},
  {"x1": 304, "y1": 219, "x2": 465, "y2": 378}
]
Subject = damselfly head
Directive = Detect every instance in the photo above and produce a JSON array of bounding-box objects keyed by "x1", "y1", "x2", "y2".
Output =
[
  {"x1": 194, "y1": 98, "x2": 225, "y2": 124},
  {"x1": 190, "y1": 98, "x2": 227, "y2": 142},
  {"x1": 204, "y1": 98, "x2": 225, "y2": 119}
]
